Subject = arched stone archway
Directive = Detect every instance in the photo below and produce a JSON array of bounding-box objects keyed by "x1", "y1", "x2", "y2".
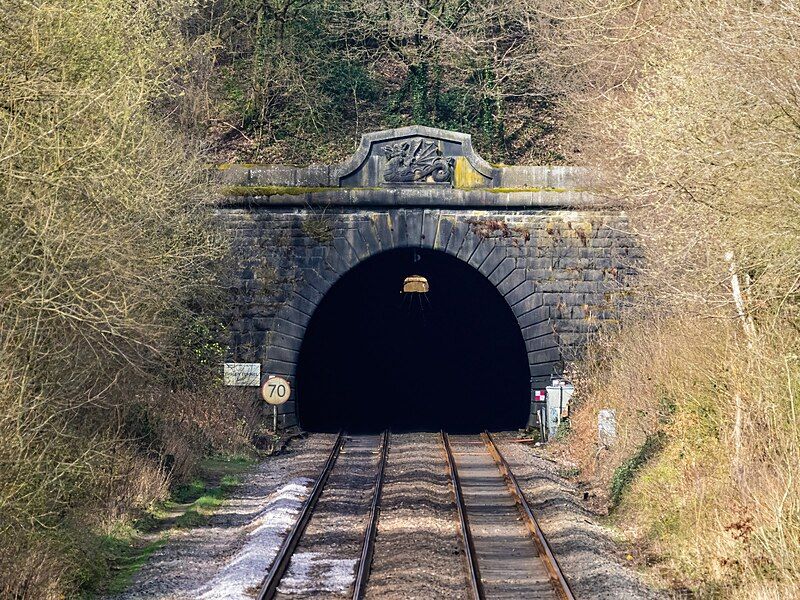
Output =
[
  {"x1": 266, "y1": 228, "x2": 556, "y2": 429},
  {"x1": 216, "y1": 126, "x2": 640, "y2": 428}
]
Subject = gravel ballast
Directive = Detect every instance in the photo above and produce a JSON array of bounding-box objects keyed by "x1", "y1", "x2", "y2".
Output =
[
  {"x1": 113, "y1": 432, "x2": 665, "y2": 599},
  {"x1": 363, "y1": 432, "x2": 468, "y2": 600}
]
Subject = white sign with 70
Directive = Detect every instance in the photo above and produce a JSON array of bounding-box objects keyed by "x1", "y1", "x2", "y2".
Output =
[{"x1": 261, "y1": 376, "x2": 291, "y2": 405}]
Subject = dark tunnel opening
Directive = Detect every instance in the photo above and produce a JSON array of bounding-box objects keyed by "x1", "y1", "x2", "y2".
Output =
[{"x1": 296, "y1": 248, "x2": 530, "y2": 433}]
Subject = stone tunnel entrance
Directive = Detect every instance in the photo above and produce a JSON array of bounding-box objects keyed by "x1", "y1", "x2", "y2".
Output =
[
  {"x1": 219, "y1": 126, "x2": 637, "y2": 431},
  {"x1": 296, "y1": 248, "x2": 530, "y2": 433}
]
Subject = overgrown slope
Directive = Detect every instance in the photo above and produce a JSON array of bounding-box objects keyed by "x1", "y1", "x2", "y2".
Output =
[
  {"x1": 0, "y1": 1, "x2": 255, "y2": 596},
  {"x1": 547, "y1": 1, "x2": 800, "y2": 597}
]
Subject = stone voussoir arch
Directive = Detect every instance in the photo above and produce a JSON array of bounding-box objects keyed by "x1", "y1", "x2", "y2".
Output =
[
  {"x1": 263, "y1": 215, "x2": 556, "y2": 400},
  {"x1": 216, "y1": 125, "x2": 639, "y2": 426}
]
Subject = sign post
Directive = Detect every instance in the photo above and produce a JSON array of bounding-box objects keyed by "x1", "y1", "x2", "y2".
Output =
[{"x1": 261, "y1": 376, "x2": 291, "y2": 435}]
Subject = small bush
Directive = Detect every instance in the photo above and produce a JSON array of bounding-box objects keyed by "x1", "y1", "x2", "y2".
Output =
[{"x1": 609, "y1": 433, "x2": 664, "y2": 507}]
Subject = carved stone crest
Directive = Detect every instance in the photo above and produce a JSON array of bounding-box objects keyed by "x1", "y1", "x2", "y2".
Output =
[{"x1": 383, "y1": 138, "x2": 454, "y2": 184}]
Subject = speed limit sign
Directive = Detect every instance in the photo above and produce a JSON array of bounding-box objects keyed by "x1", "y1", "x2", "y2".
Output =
[{"x1": 261, "y1": 376, "x2": 291, "y2": 405}]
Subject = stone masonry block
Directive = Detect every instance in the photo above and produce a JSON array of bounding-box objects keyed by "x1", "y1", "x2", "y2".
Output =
[
  {"x1": 517, "y1": 306, "x2": 549, "y2": 329},
  {"x1": 406, "y1": 210, "x2": 424, "y2": 247},
  {"x1": 528, "y1": 346, "x2": 561, "y2": 365},
  {"x1": 280, "y1": 306, "x2": 311, "y2": 327},
  {"x1": 504, "y1": 281, "x2": 537, "y2": 308},
  {"x1": 511, "y1": 293, "x2": 544, "y2": 318},
  {"x1": 496, "y1": 268, "x2": 526, "y2": 295},
  {"x1": 267, "y1": 345, "x2": 299, "y2": 364},
  {"x1": 522, "y1": 320, "x2": 554, "y2": 340},
  {"x1": 263, "y1": 358, "x2": 296, "y2": 377},
  {"x1": 526, "y1": 335, "x2": 558, "y2": 354},
  {"x1": 433, "y1": 217, "x2": 455, "y2": 251},
  {"x1": 445, "y1": 220, "x2": 471, "y2": 256},
  {"x1": 488, "y1": 259, "x2": 516, "y2": 286},
  {"x1": 357, "y1": 220, "x2": 382, "y2": 257},
  {"x1": 288, "y1": 294, "x2": 317, "y2": 317},
  {"x1": 421, "y1": 210, "x2": 440, "y2": 249},
  {"x1": 271, "y1": 318, "x2": 305, "y2": 340},
  {"x1": 270, "y1": 331, "x2": 302, "y2": 351},
  {"x1": 468, "y1": 239, "x2": 496, "y2": 270},
  {"x1": 392, "y1": 210, "x2": 410, "y2": 248},
  {"x1": 345, "y1": 228, "x2": 369, "y2": 261},
  {"x1": 372, "y1": 213, "x2": 394, "y2": 250},
  {"x1": 456, "y1": 230, "x2": 483, "y2": 264},
  {"x1": 478, "y1": 245, "x2": 507, "y2": 278}
]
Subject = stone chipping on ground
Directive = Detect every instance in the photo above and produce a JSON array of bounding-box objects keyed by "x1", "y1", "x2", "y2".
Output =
[
  {"x1": 109, "y1": 434, "x2": 335, "y2": 600},
  {"x1": 363, "y1": 432, "x2": 469, "y2": 600},
  {"x1": 113, "y1": 431, "x2": 665, "y2": 600},
  {"x1": 495, "y1": 433, "x2": 667, "y2": 600}
]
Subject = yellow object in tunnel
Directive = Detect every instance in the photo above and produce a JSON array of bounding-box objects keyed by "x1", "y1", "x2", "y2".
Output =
[{"x1": 402, "y1": 275, "x2": 429, "y2": 293}]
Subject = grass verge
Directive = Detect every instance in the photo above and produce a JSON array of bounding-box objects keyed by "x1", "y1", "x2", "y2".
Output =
[{"x1": 79, "y1": 454, "x2": 256, "y2": 597}]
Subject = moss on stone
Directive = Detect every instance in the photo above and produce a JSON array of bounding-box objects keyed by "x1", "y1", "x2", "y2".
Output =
[
  {"x1": 216, "y1": 163, "x2": 262, "y2": 171},
  {"x1": 221, "y1": 185, "x2": 334, "y2": 197},
  {"x1": 487, "y1": 186, "x2": 574, "y2": 194}
]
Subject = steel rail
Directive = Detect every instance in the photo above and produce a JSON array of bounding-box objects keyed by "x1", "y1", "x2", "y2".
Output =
[
  {"x1": 351, "y1": 430, "x2": 390, "y2": 599},
  {"x1": 256, "y1": 431, "x2": 345, "y2": 600},
  {"x1": 441, "y1": 432, "x2": 485, "y2": 600},
  {"x1": 481, "y1": 431, "x2": 576, "y2": 600}
]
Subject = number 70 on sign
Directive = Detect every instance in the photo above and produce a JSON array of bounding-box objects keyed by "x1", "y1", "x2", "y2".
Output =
[{"x1": 261, "y1": 376, "x2": 291, "y2": 405}]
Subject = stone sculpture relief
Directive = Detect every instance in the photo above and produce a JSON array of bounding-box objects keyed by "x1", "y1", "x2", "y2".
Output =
[{"x1": 383, "y1": 138, "x2": 454, "y2": 184}]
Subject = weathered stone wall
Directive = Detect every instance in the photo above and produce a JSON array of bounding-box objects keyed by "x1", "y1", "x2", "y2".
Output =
[
  {"x1": 216, "y1": 205, "x2": 638, "y2": 427},
  {"x1": 214, "y1": 126, "x2": 638, "y2": 427}
]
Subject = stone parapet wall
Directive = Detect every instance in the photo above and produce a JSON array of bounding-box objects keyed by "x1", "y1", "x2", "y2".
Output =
[{"x1": 218, "y1": 163, "x2": 594, "y2": 192}]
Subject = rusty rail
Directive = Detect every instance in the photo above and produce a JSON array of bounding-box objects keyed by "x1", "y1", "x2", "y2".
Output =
[
  {"x1": 256, "y1": 431, "x2": 344, "y2": 600},
  {"x1": 352, "y1": 430, "x2": 389, "y2": 599},
  {"x1": 441, "y1": 431, "x2": 485, "y2": 600},
  {"x1": 481, "y1": 431, "x2": 576, "y2": 600}
]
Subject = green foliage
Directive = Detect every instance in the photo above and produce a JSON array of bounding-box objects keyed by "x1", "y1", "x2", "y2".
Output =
[
  {"x1": 302, "y1": 215, "x2": 334, "y2": 244},
  {"x1": 554, "y1": 418, "x2": 571, "y2": 441},
  {"x1": 323, "y1": 60, "x2": 379, "y2": 110},
  {"x1": 172, "y1": 479, "x2": 208, "y2": 504},
  {"x1": 171, "y1": 470, "x2": 243, "y2": 528},
  {"x1": 172, "y1": 315, "x2": 227, "y2": 389},
  {"x1": 74, "y1": 530, "x2": 167, "y2": 597},
  {"x1": 610, "y1": 433, "x2": 665, "y2": 507}
]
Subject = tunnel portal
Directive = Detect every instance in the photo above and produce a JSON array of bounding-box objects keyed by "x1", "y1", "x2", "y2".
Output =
[
  {"x1": 218, "y1": 126, "x2": 638, "y2": 429},
  {"x1": 296, "y1": 248, "x2": 530, "y2": 433}
]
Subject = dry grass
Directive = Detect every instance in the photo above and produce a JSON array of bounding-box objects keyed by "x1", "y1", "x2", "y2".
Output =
[
  {"x1": 567, "y1": 317, "x2": 800, "y2": 596},
  {"x1": 544, "y1": 1, "x2": 800, "y2": 596}
]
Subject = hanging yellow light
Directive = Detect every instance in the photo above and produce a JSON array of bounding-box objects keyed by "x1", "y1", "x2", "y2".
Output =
[{"x1": 402, "y1": 275, "x2": 429, "y2": 293}]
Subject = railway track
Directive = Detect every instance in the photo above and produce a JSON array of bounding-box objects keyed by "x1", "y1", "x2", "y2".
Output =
[
  {"x1": 256, "y1": 431, "x2": 389, "y2": 600},
  {"x1": 255, "y1": 431, "x2": 574, "y2": 600},
  {"x1": 443, "y1": 432, "x2": 576, "y2": 600}
]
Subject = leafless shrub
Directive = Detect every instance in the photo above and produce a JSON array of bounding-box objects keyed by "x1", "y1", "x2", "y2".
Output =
[
  {"x1": 0, "y1": 1, "x2": 230, "y2": 595},
  {"x1": 542, "y1": 1, "x2": 800, "y2": 595}
]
